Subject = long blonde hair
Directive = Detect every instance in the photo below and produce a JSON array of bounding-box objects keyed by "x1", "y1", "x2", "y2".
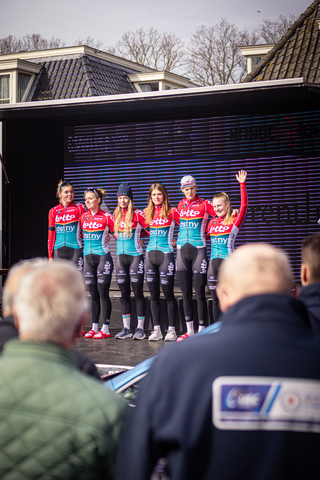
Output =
[
  {"x1": 144, "y1": 183, "x2": 171, "y2": 224},
  {"x1": 114, "y1": 198, "x2": 134, "y2": 237},
  {"x1": 213, "y1": 192, "x2": 233, "y2": 225}
]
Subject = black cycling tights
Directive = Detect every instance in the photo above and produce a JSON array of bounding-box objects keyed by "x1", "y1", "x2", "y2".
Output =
[
  {"x1": 145, "y1": 250, "x2": 177, "y2": 327},
  {"x1": 176, "y1": 244, "x2": 208, "y2": 326},
  {"x1": 116, "y1": 254, "x2": 146, "y2": 317},
  {"x1": 84, "y1": 253, "x2": 113, "y2": 324},
  {"x1": 207, "y1": 257, "x2": 224, "y2": 323},
  {"x1": 54, "y1": 246, "x2": 83, "y2": 271}
]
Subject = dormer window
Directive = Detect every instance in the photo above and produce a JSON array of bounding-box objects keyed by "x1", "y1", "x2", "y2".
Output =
[
  {"x1": 129, "y1": 71, "x2": 196, "y2": 93},
  {"x1": 239, "y1": 44, "x2": 275, "y2": 74},
  {"x1": 0, "y1": 59, "x2": 41, "y2": 103}
]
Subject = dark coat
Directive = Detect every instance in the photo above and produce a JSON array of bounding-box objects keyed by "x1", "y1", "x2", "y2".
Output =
[
  {"x1": 299, "y1": 282, "x2": 320, "y2": 332},
  {"x1": 118, "y1": 294, "x2": 320, "y2": 480}
]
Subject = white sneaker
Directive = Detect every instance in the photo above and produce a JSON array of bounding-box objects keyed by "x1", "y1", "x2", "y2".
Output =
[
  {"x1": 148, "y1": 329, "x2": 163, "y2": 341},
  {"x1": 164, "y1": 329, "x2": 177, "y2": 341}
]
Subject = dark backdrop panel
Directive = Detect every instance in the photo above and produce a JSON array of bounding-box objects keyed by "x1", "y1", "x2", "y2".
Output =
[
  {"x1": 4, "y1": 119, "x2": 64, "y2": 265},
  {"x1": 64, "y1": 111, "x2": 320, "y2": 282}
]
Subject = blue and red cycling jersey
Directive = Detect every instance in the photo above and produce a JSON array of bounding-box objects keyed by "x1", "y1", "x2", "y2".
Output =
[
  {"x1": 115, "y1": 208, "x2": 148, "y2": 256},
  {"x1": 176, "y1": 196, "x2": 215, "y2": 249},
  {"x1": 81, "y1": 208, "x2": 115, "y2": 256},
  {"x1": 48, "y1": 202, "x2": 85, "y2": 258},
  {"x1": 206, "y1": 182, "x2": 248, "y2": 259},
  {"x1": 144, "y1": 206, "x2": 180, "y2": 253}
]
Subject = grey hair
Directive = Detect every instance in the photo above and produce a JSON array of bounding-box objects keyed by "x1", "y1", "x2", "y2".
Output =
[
  {"x1": 2, "y1": 258, "x2": 48, "y2": 316},
  {"x1": 14, "y1": 260, "x2": 87, "y2": 344}
]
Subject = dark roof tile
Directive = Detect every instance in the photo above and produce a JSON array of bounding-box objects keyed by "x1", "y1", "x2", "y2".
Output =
[{"x1": 29, "y1": 53, "x2": 138, "y2": 101}]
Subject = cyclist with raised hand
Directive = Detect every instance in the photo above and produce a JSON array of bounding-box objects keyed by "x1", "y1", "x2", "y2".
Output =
[
  {"x1": 144, "y1": 183, "x2": 180, "y2": 342},
  {"x1": 114, "y1": 183, "x2": 149, "y2": 340},
  {"x1": 48, "y1": 180, "x2": 85, "y2": 270},
  {"x1": 81, "y1": 188, "x2": 115, "y2": 339},
  {"x1": 176, "y1": 175, "x2": 216, "y2": 341},
  {"x1": 207, "y1": 170, "x2": 248, "y2": 322}
]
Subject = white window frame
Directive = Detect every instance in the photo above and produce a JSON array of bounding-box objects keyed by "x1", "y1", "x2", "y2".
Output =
[{"x1": 0, "y1": 59, "x2": 42, "y2": 103}]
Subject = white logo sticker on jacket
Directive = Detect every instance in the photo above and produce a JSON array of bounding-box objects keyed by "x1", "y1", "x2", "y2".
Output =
[{"x1": 212, "y1": 376, "x2": 320, "y2": 433}]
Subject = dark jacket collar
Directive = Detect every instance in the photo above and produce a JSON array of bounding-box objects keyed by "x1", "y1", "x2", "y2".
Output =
[{"x1": 220, "y1": 294, "x2": 310, "y2": 329}]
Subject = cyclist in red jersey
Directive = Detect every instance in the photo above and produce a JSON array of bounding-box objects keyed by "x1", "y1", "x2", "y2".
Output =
[
  {"x1": 176, "y1": 175, "x2": 216, "y2": 342},
  {"x1": 206, "y1": 170, "x2": 248, "y2": 322},
  {"x1": 113, "y1": 183, "x2": 149, "y2": 340},
  {"x1": 143, "y1": 183, "x2": 180, "y2": 342},
  {"x1": 48, "y1": 180, "x2": 85, "y2": 270},
  {"x1": 81, "y1": 188, "x2": 115, "y2": 340}
]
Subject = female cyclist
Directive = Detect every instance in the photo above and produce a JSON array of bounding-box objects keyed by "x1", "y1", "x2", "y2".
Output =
[
  {"x1": 176, "y1": 175, "x2": 216, "y2": 341},
  {"x1": 114, "y1": 183, "x2": 148, "y2": 340},
  {"x1": 207, "y1": 170, "x2": 248, "y2": 322},
  {"x1": 81, "y1": 188, "x2": 115, "y2": 339},
  {"x1": 48, "y1": 180, "x2": 85, "y2": 269},
  {"x1": 144, "y1": 183, "x2": 180, "y2": 341}
]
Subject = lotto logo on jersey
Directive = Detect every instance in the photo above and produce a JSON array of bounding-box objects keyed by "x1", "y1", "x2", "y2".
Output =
[
  {"x1": 180, "y1": 209, "x2": 200, "y2": 217},
  {"x1": 210, "y1": 225, "x2": 230, "y2": 234},
  {"x1": 83, "y1": 221, "x2": 103, "y2": 229},
  {"x1": 55, "y1": 214, "x2": 76, "y2": 222},
  {"x1": 150, "y1": 217, "x2": 169, "y2": 226}
]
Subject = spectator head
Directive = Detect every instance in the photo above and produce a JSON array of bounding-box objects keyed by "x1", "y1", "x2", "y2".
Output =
[
  {"x1": 301, "y1": 233, "x2": 320, "y2": 286},
  {"x1": 217, "y1": 243, "x2": 294, "y2": 312},
  {"x1": 2, "y1": 258, "x2": 48, "y2": 318},
  {"x1": 13, "y1": 260, "x2": 88, "y2": 349}
]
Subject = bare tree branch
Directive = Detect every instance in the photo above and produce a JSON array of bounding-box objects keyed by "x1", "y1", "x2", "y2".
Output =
[
  {"x1": 111, "y1": 27, "x2": 185, "y2": 72},
  {"x1": 257, "y1": 13, "x2": 298, "y2": 44},
  {"x1": 0, "y1": 35, "x2": 23, "y2": 55},
  {"x1": 73, "y1": 36, "x2": 105, "y2": 50},
  {"x1": 187, "y1": 19, "x2": 246, "y2": 86}
]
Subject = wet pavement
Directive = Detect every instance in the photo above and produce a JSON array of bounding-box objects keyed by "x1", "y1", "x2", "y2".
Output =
[{"x1": 73, "y1": 328, "x2": 167, "y2": 366}]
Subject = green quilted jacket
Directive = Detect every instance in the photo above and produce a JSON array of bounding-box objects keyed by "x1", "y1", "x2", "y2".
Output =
[{"x1": 0, "y1": 339, "x2": 128, "y2": 479}]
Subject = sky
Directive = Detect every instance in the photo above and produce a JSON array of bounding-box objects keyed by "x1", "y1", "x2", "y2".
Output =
[{"x1": 0, "y1": 0, "x2": 310, "y2": 49}]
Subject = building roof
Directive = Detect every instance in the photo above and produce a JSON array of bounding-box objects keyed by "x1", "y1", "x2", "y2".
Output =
[
  {"x1": 28, "y1": 53, "x2": 138, "y2": 100},
  {"x1": 0, "y1": 46, "x2": 197, "y2": 102},
  {"x1": 243, "y1": 0, "x2": 320, "y2": 83}
]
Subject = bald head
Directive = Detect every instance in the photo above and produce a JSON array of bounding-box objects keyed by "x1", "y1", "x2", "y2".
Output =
[{"x1": 217, "y1": 244, "x2": 294, "y2": 312}]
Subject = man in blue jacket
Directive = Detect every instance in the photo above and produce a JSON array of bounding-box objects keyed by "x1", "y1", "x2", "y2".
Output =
[
  {"x1": 118, "y1": 243, "x2": 320, "y2": 480},
  {"x1": 299, "y1": 232, "x2": 320, "y2": 331}
]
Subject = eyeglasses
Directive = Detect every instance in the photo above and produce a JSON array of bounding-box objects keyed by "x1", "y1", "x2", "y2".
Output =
[{"x1": 59, "y1": 181, "x2": 73, "y2": 191}]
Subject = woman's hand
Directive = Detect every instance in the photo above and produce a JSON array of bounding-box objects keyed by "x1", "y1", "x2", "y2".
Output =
[{"x1": 236, "y1": 170, "x2": 247, "y2": 183}]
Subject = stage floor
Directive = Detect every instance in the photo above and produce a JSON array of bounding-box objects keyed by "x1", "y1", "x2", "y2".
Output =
[{"x1": 73, "y1": 328, "x2": 167, "y2": 366}]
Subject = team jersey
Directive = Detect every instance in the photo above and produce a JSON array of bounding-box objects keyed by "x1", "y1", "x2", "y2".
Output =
[
  {"x1": 81, "y1": 208, "x2": 115, "y2": 256},
  {"x1": 176, "y1": 195, "x2": 215, "y2": 249},
  {"x1": 115, "y1": 208, "x2": 148, "y2": 256},
  {"x1": 48, "y1": 202, "x2": 85, "y2": 258},
  {"x1": 206, "y1": 182, "x2": 248, "y2": 259},
  {"x1": 145, "y1": 206, "x2": 180, "y2": 253}
]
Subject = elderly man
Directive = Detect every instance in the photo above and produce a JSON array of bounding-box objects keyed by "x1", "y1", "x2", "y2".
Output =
[
  {"x1": 0, "y1": 258, "x2": 47, "y2": 353},
  {"x1": 118, "y1": 244, "x2": 320, "y2": 480},
  {"x1": 0, "y1": 260, "x2": 127, "y2": 480},
  {"x1": 0, "y1": 258, "x2": 100, "y2": 378},
  {"x1": 299, "y1": 232, "x2": 320, "y2": 330}
]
